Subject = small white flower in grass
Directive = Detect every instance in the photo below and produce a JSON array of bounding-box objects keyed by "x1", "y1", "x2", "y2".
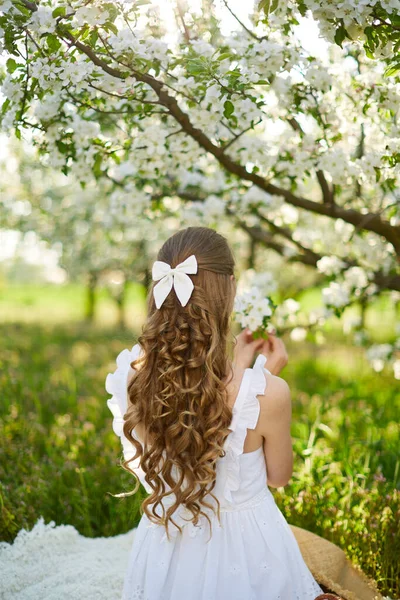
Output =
[
  {"x1": 353, "y1": 330, "x2": 368, "y2": 346},
  {"x1": 371, "y1": 359, "x2": 385, "y2": 373},
  {"x1": 393, "y1": 359, "x2": 400, "y2": 380},
  {"x1": 366, "y1": 344, "x2": 393, "y2": 372}
]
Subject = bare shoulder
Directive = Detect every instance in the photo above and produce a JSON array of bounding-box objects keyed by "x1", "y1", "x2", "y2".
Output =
[{"x1": 257, "y1": 372, "x2": 292, "y2": 424}]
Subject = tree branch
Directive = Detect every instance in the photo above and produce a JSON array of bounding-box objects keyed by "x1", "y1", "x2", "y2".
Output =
[
  {"x1": 255, "y1": 210, "x2": 321, "y2": 263},
  {"x1": 176, "y1": 190, "x2": 400, "y2": 292},
  {"x1": 176, "y1": 1, "x2": 192, "y2": 43},
  {"x1": 241, "y1": 222, "x2": 400, "y2": 291},
  {"x1": 221, "y1": 0, "x2": 265, "y2": 42},
  {"x1": 287, "y1": 116, "x2": 334, "y2": 206},
  {"x1": 18, "y1": 3, "x2": 400, "y2": 255},
  {"x1": 222, "y1": 119, "x2": 262, "y2": 151}
]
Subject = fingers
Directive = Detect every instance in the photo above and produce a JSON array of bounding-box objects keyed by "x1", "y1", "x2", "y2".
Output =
[
  {"x1": 237, "y1": 328, "x2": 252, "y2": 341},
  {"x1": 268, "y1": 333, "x2": 283, "y2": 349},
  {"x1": 251, "y1": 338, "x2": 264, "y2": 351}
]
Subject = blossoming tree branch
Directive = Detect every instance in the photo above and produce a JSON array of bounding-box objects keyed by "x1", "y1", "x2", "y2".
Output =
[{"x1": 1, "y1": 0, "x2": 400, "y2": 375}]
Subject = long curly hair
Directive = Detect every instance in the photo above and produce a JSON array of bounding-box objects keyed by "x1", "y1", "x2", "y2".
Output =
[{"x1": 122, "y1": 227, "x2": 236, "y2": 541}]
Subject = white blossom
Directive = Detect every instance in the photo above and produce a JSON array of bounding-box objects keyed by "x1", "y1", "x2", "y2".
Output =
[
  {"x1": 233, "y1": 286, "x2": 274, "y2": 333},
  {"x1": 393, "y1": 359, "x2": 400, "y2": 380},
  {"x1": 322, "y1": 282, "x2": 350, "y2": 308},
  {"x1": 290, "y1": 327, "x2": 307, "y2": 342},
  {"x1": 366, "y1": 343, "x2": 393, "y2": 372},
  {"x1": 29, "y1": 6, "x2": 56, "y2": 35},
  {"x1": 343, "y1": 266, "x2": 370, "y2": 290},
  {"x1": 317, "y1": 256, "x2": 347, "y2": 276}
]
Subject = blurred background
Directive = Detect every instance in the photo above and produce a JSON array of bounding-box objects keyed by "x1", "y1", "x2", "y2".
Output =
[{"x1": 0, "y1": 0, "x2": 399, "y2": 597}]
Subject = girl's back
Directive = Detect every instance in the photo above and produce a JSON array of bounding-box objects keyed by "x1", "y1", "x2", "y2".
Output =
[{"x1": 106, "y1": 226, "x2": 323, "y2": 600}]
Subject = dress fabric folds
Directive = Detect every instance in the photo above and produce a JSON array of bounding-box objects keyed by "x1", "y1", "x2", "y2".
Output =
[{"x1": 106, "y1": 344, "x2": 323, "y2": 600}]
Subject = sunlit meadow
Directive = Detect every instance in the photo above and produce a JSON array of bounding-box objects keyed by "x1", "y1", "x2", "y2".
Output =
[{"x1": 0, "y1": 283, "x2": 399, "y2": 597}]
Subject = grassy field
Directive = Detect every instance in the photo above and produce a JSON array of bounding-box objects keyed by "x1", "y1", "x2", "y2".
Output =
[
  {"x1": 0, "y1": 284, "x2": 399, "y2": 596},
  {"x1": 0, "y1": 281, "x2": 147, "y2": 326}
]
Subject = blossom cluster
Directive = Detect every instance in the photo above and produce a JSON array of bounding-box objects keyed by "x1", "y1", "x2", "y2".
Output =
[
  {"x1": 233, "y1": 287, "x2": 275, "y2": 336},
  {"x1": 298, "y1": 0, "x2": 400, "y2": 59}
]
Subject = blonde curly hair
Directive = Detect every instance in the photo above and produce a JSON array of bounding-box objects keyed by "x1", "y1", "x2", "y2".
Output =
[{"x1": 122, "y1": 226, "x2": 236, "y2": 540}]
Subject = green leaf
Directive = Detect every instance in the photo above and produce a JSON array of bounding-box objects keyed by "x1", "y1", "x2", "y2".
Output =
[
  {"x1": 384, "y1": 63, "x2": 400, "y2": 77},
  {"x1": 79, "y1": 25, "x2": 91, "y2": 41},
  {"x1": 15, "y1": 3, "x2": 31, "y2": 16},
  {"x1": 258, "y1": 0, "x2": 279, "y2": 15},
  {"x1": 223, "y1": 100, "x2": 234, "y2": 119},
  {"x1": 334, "y1": 24, "x2": 348, "y2": 48},
  {"x1": 297, "y1": 1, "x2": 308, "y2": 17},
  {"x1": 1, "y1": 97, "x2": 11, "y2": 115},
  {"x1": 187, "y1": 60, "x2": 204, "y2": 75},
  {"x1": 93, "y1": 153, "x2": 103, "y2": 178},
  {"x1": 46, "y1": 34, "x2": 62, "y2": 52},
  {"x1": 6, "y1": 58, "x2": 18, "y2": 73},
  {"x1": 89, "y1": 30, "x2": 99, "y2": 46},
  {"x1": 15, "y1": 128, "x2": 21, "y2": 140},
  {"x1": 102, "y1": 3, "x2": 119, "y2": 23},
  {"x1": 218, "y1": 52, "x2": 232, "y2": 62},
  {"x1": 52, "y1": 6, "x2": 66, "y2": 18},
  {"x1": 103, "y1": 21, "x2": 118, "y2": 35}
]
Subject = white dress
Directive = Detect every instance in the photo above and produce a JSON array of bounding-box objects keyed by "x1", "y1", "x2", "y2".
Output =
[{"x1": 106, "y1": 344, "x2": 323, "y2": 600}]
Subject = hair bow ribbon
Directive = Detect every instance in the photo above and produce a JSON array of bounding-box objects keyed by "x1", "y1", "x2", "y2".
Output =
[{"x1": 152, "y1": 254, "x2": 198, "y2": 309}]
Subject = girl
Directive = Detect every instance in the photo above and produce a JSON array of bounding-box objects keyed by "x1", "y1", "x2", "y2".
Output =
[{"x1": 106, "y1": 226, "x2": 323, "y2": 600}]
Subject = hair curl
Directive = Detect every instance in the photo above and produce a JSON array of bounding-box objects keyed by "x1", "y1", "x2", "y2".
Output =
[{"x1": 122, "y1": 227, "x2": 236, "y2": 541}]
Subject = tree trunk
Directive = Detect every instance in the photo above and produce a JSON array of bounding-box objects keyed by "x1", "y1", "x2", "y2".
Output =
[
  {"x1": 143, "y1": 266, "x2": 152, "y2": 293},
  {"x1": 85, "y1": 272, "x2": 97, "y2": 323},
  {"x1": 247, "y1": 237, "x2": 257, "y2": 270},
  {"x1": 116, "y1": 279, "x2": 128, "y2": 329},
  {"x1": 359, "y1": 295, "x2": 368, "y2": 329}
]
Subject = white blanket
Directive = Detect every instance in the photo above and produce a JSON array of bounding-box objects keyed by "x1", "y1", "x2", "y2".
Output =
[{"x1": 0, "y1": 518, "x2": 135, "y2": 600}]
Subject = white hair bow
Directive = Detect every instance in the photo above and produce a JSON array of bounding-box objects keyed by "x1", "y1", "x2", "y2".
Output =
[{"x1": 152, "y1": 254, "x2": 198, "y2": 309}]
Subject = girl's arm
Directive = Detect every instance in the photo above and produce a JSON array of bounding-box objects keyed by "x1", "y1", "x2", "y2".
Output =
[
  {"x1": 258, "y1": 375, "x2": 293, "y2": 488},
  {"x1": 258, "y1": 333, "x2": 293, "y2": 488}
]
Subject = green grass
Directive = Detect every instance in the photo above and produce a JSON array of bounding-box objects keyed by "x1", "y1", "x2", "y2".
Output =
[
  {"x1": 0, "y1": 323, "x2": 147, "y2": 542},
  {"x1": 0, "y1": 284, "x2": 399, "y2": 596},
  {"x1": 0, "y1": 281, "x2": 147, "y2": 326}
]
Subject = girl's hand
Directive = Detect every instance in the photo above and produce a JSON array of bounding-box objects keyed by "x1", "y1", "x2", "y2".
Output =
[
  {"x1": 259, "y1": 333, "x2": 288, "y2": 376},
  {"x1": 233, "y1": 329, "x2": 264, "y2": 370}
]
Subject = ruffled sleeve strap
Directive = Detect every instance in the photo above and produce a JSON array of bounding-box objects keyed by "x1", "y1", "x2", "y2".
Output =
[
  {"x1": 105, "y1": 343, "x2": 152, "y2": 494},
  {"x1": 218, "y1": 354, "x2": 270, "y2": 504}
]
